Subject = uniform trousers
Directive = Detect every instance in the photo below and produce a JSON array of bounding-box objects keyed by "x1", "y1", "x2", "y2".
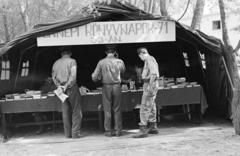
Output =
[
  {"x1": 139, "y1": 81, "x2": 158, "y2": 126},
  {"x1": 61, "y1": 84, "x2": 82, "y2": 137},
  {"x1": 102, "y1": 84, "x2": 122, "y2": 132}
]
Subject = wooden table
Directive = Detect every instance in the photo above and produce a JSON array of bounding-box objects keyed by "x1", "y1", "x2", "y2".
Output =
[{"x1": 0, "y1": 86, "x2": 207, "y2": 141}]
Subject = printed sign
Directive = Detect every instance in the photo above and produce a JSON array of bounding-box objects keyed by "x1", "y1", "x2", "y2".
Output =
[{"x1": 37, "y1": 20, "x2": 176, "y2": 46}]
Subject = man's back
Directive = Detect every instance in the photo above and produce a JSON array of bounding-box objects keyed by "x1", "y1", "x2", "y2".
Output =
[
  {"x1": 92, "y1": 55, "x2": 125, "y2": 84},
  {"x1": 52, "y1": 56, "x2": 76, "y2": 84}
]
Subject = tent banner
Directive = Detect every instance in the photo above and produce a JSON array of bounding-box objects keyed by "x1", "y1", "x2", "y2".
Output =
[{"x1": 37, "y1": 20, "x2": 176, "y2": 46}]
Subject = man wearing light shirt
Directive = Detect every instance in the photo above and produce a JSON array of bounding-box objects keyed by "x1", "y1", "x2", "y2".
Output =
[
  {"x1": 133, "y1": 47, "x2": 160, "y2": 138},
  {"x1": 52, "y1": 47, "x2": 82, "y2": 139}
]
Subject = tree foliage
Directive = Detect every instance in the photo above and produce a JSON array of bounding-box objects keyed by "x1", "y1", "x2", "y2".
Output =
[{"x1": 0, "y1": 0, "x2": 88, "y2": 42}]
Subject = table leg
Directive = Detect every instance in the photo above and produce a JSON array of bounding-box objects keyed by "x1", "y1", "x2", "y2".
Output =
[
  {"x1": 133, "y1": 109, "x2": 139, "y2": 126},
  {"x1": 52, "y1": 112, "x2": 56, "y2": 132},
  {"x1": 98, "y1": 104, "x2": 104, "y2": 131},
  {"x1": 187, "y1": 104, "x2": 191, "y2": 121},
  {"x1": 182, "y1": 105, "x2": 186, "y2": 113},
  {"x1": 197, "y1": 104, "x2": 203, "y2": 123},
  {"x1": 98, "y1": 111, "x2": 104, "y2": 131},
  {"x1": 190, "y1": 104, "x2": 202, "y2": 124},
  {"x1": 1, "y1": 114, "x2": 8, "y2": 142},
  {"x1": 157, "y1": 108, "x2": 161, "y2": 125}
]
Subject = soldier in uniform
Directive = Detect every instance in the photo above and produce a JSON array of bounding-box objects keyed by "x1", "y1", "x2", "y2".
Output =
[
  {"x1": 92, "y1": 46, "x2": 125, "y2": 137},
  {"x1": 52, "y1": 47, "x2": 82, "y2": 138},
  {"x1": 133, "y1": 47, "x2": 160, "y2": 138}
]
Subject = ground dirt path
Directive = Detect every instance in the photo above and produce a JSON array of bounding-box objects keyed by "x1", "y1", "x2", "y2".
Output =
[{"x1": 0, "y1": 116, "x2": 240, "y2": 156}]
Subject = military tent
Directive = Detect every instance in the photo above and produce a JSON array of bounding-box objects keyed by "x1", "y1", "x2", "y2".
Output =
[{"x1": 0, "y1": 1, "x2": 233, "y2": 117}]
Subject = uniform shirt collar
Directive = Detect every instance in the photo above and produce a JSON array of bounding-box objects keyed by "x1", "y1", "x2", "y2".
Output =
[
  {"x1": 62, "y1": 55, "x2": 70, "y2": 59},
  {"x1": 106, "y1": 55, "x2": 115, "y2": 58}
]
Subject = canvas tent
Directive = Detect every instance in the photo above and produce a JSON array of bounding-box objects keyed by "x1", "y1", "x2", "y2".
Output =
[{"x1": 0, "y1": 1, "x2": 233, "y2": 116}]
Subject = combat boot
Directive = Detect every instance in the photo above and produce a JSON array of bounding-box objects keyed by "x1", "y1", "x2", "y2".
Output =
[
  {"x1": 132, "y1": 125, "x2": 148, "y2": 138},
  {"x1": 148, "y1": 122, "x2": 159, "y2": 134}
]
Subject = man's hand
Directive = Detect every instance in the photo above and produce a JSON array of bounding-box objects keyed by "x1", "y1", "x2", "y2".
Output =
[
  {"x1": 146, "y1": 81, "x2": 158, "y2": 97},
  {"x1": 60, "y1": 85, "x2": 67, "y2": 92},
  {"x1": 146, "y1": 85, "x2": 152, "y2": 93}
]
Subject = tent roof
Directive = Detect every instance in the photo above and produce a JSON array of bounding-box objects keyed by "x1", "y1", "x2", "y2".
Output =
[
  {"x1": 0, "y1": 1, "x2": 223, "y2": 56},
  {"x1": 0, "y1": 43, "x2": 4, "y2": 48}
]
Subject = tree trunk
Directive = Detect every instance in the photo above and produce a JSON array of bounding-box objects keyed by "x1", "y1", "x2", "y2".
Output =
[
  {"x1": 219, "y1": 0, "x2": 231, "y2": 47},
  {"x1": 152, "y1": 0, "x2": 160, "y2": 15},
  {"x1": 234, "y1": 40, "x2": 240, "y2": 53},
  {"x1": 160, "y1": 0, "x2": 168, "y2": 16},
  {"x1": 37, "y1": 1, "x2": 42, "y2": 22},
  {"x1": 219, "y1": 0, "x2": 240, "y2": 135},
  {"x1": 10, "y1": 18, "x2": 16, "y2": 40},
  {"x1": 1, "y1": 6, "x2": 10, "y2": 42},
  {"x1": 18, "y1": 0, "x2": 29, "y2": 32},
  {"x1": 143, "y1": 0, "x2": 149, "y2": 12},
  {"x1": 191, "y1": 0, "x2": 205, "y2": 30},
  {"x1": 148, "y1": 0, "x2": 154, "y2": 14}
]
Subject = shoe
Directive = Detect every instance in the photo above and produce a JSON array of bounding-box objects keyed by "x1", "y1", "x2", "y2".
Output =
[
  {"x1": 148, "y1": 122, "x2": 159, "y2": 134},
  {"x1": 35, "y1": 126, "x2": 44, "y2": 135},
  {"x1": 111, "y1": 131, "x2": 116, "y2": 136},
  {"x1": 115, "y1": 131, "x2": 122, "y2": 137},
  {"x1": 65, "y1": 135, "x2": 72, "y2": 138},
  {"x1": 72, "y1": 133, "x2": 83, "y2": 139},
  {"x1": 104, "y1": 131, "x2": 112, "y2": 137},
  {"x1": 132, "y1": 125, "x2": 148, "y2": 138}
]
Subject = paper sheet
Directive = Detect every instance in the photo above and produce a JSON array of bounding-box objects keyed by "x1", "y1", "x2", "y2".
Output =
[{"x1": 54, "y1": 87, "x2": 68, "y2": 103}]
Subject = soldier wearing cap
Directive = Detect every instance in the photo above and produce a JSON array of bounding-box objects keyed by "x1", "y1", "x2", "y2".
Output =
[
  {"x1": 52, "y1": 47, "x2": 82, "y2": 138},
  {"x1": 92, "y1": 45, "x2": 125, "y2": 137},
  {"x1": 133, "y1": 47, "x2": 160, "y2": 138}
]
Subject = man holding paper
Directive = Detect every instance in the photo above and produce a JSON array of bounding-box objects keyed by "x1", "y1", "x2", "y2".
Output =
[{"x1": 52, "y1": 47, "x2": 82, "y2": 139}]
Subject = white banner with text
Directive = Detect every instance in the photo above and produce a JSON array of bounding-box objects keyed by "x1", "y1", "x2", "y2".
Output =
[{"x1": 37, "y1": 20, "x2": 176, "y2": 46}]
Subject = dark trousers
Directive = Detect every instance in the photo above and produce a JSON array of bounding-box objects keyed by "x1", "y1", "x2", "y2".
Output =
[
  {"x1": 102, "y1": 84, "x2": 122, "y2": 132},
  {"x1": 62, "y1": 84, "x2": 82, "y2": 137}
]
